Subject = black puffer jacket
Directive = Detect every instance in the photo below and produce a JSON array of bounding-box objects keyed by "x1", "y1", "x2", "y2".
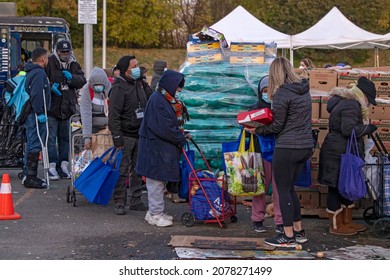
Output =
[
  {"x1": 108, "y1": 75, "x2": 148, "y2": 146},
  {"x1": 318, "y1": 92, "x2": 373, "y2": 188},
  {"x1": 45, "y1": 55, "x2": 86, "y2": 119},
  {"x1": 256, "y1": 79, "x2": 313, "y2": 149}
]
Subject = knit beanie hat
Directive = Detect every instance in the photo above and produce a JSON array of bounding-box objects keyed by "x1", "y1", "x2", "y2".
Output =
[
  {"x1": 116, "y1": 55, "x2": 136, "y2": 75},
  {"x1": 258, "y1": 75, "x2": 269, "y2": 95},
  {"x1": 356, "y1": 76, "x2": 377, "y2": 105}
]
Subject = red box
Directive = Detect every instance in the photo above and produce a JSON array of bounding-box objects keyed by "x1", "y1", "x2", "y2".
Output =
[{"x1": 237, "y1": 108, "x2": 273, "y2": 128}]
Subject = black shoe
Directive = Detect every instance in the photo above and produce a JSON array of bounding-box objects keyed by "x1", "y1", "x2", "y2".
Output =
[
  {"x1": 265, "y1": 233, "x2": 297, "y2": 248},
  {"x1": 275, "y1": 224, "x2": 284, "y2": 234},
  {"x1": 129, "y1": 202, "x2": 148, "y2": 211},
  {"x1": 294, "y1": 229, "x2": 308, "y2": 244},
  {"x1": 253, "y1": 221, "x2": 266, "y2": 233},
  {"x1": 114, "y1": 205, "x2": 126, "y2": 215},
  {"x1": 57, "y1": 169, "x2": 71, "y2": 179},
  {"x1": 24, "y1": 177, "x2": 47, "y2": 189}
]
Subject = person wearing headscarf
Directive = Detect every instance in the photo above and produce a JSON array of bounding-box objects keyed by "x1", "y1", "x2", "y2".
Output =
[
  {"x1": 108, "y1": 55, "x2": 149, "y2": 215},
  {"x1": 319, "y1": 76, "x2": 377, "y2": 236},
  {"x1": 136, "y1": 70, "x2": 190, "y2": 227}
]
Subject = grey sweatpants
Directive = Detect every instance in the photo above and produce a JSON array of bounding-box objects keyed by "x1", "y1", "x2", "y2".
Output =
[{"x1": 145, "y1": 177, "x2": 166, "y2": 215}]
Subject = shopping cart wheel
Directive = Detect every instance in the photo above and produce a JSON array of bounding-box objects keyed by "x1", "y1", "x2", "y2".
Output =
[
  {"x1": 372, "y1": 218, "x2": 390, "y2": 239},
  {"x1": 230, "y1": 215, "x2": 238, "y2": 223},
  {"x1": 363, "y1": 207, "x2": 378, "y2": 225},
  {"x1": 72, "y1": 189, "x2": 77, "y2": 207},
  {"x1": 181, "y1": 212, "x2": 195, "y2": 227}
]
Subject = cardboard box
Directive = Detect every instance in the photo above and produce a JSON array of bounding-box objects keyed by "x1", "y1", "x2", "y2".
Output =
[
  {"x1": 311, "y1": 147, "x2": 320, "y2": 163},
  {"x1": 237, "y1": 108, "x2": 273, "y2": 128},
  {"x1": 369, "y1": 106, "x2": 390, "y2": 120},
  {"x1": 295, "y1": 188, "x2": 320, "y2": 209},
  {"x1": 311, "y1": 167, "x2": 319, "y2": 185},
  {"x1": 229, "y1": 56, "x2": 265, "y2": 64},
  {"x1": 311, "y1": 96, "x2": 321, "y2": 119},
  {"x1": 369, "y1": 71, "x2": 390, "y2": 96},
  {"x1": 319, "y1": 185, "x2": 329, "y2": 194},
  {"x1": 187, "y1": 41, "x2": 220, "y2": 53},
  {"x1": 320, "y1": 95, "x2": 331, "y2": 119},
  {"x1": 230, "y1": 42, "x2": 265, "y2": 52},
  {"x1": 187, "y1": 53, "x2": 222, "y2": 64},
  {"x1": 308, "y1": 69, "x2": 338, "y2": 92},
  {"x1": 337, "y1": 69, "x2": 369, "y2": 88},
  {"x1": 320, "y1": 193, "x2": 327, "y2": 208}
]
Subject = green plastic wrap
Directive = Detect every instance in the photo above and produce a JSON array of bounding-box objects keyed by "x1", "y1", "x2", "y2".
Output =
[{"x1": 180, "y1": 61, "x2": 270, "y2": 171}]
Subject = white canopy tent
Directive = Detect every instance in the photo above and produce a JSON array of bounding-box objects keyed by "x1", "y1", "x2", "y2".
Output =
[
  {"x1": 210, "y1": 5, "x2": 291, "y2": 49},
  {"x1": 291, "y1": 7, "x2": 390, "y2": 66}
]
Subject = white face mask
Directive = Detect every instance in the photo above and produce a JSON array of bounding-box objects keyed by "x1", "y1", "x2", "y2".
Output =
[
  {"x1": 164, "y1": 67, "x2": 168, "y2": 72},
  {"x1": 299, "y1": 66, "x2": 305, "y2": 69}
]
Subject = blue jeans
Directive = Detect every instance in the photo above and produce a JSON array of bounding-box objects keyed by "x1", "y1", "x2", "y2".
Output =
[
  {"x1": 24, "y1": 113, "x2": 47, "y2": 153},
  {"x1": 48, "y1": 116, "x2": 70, "y2": 164}
]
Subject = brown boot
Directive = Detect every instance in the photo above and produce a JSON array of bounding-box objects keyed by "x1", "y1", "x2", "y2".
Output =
[
  {"x1": 342, "y1": 204, "x2": 367, "y2": 232},
  {"x1": 326, "y1": 208, "x2": 357, "y2": 236}
]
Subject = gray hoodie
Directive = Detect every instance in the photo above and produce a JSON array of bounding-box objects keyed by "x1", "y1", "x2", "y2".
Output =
[{"x1": 80, "y1": 67, "x2": 112, "y2": 143}]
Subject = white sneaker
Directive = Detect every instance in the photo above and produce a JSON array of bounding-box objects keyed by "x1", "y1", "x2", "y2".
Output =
[
  {"x1": 60, "y1": 161, "x2": 71, "y2": 179},
  {"x1": 48, "y1": 163, "x2": 60, "y2": 180},
  {"x1": 147, "y1": 213, "x2": 173, "y2": 227},
  {"x1": 145, "y1": 211, "x2": 173, "y2": 222}
]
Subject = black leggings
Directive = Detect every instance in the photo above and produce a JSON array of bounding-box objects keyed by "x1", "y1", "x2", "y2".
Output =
[{"x1": 273, "y1": 148, "x2": 312, "y2": 227}]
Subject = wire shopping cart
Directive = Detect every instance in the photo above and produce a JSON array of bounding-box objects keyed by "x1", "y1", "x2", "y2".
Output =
[
  {"x1": 181, "y1": 138, "x2": 237, "y2": 228},
  {"x1": 363, "y1": 132, "x2": 390, "y2": 239}
]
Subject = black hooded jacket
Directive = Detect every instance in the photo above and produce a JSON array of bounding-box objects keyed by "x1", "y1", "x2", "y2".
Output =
[
  {"x1": 318, "y1": 93, "x2": 373, "y2": 188},
  {"x1": 256, "y1": 79, "x2": 313, "y2": 149}
]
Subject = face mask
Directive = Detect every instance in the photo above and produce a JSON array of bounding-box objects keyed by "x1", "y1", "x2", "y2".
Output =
[
  {"x1": 58, "y1": 51, "x2": 71, "y2": 62},
  {"x1": 93, "y1": 85, "x2": 105, "y2": 93},
  {"x1": 262, "y1": 93, "x2": 271, "y2": 104},
  {"x1": 164, "y1": 67, "x2": 168, "y2": 72},
  {"x1": 131, "y1": 67, "x2": 141, "y2": 79},
  {"x1": 299, "y1": 66, "x2": 305, "y2": 69}
]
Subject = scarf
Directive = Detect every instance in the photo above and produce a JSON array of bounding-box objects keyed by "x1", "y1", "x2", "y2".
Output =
[
  {"x1": 160, "y1": 89, "x2": 189, "y2": 132},
  {"x1": 330, "y1": 86, "x2": 369, "y2": 120}
]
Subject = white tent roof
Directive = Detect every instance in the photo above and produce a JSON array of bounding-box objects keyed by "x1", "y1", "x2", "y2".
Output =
[
  {"x1": 210, "y1": 5, "x2": 291, "y2": 49},
  {"x1": 292, "y1": 7, "x2": 389, "y2": 50}
]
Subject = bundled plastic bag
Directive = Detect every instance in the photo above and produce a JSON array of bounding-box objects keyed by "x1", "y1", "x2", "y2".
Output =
[
  {"x1": 73, "y1": 149, "x2": 94, "y2": 179},
  {"x1": 224, "y1": 132, "x2": 265, "y2": 196}
]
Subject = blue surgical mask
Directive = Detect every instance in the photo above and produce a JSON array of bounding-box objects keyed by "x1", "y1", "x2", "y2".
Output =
[
  {"x1": 262, "y1": 93, "x2": 271, "y2": 103},
  {"x1": 131, "y1": 67, "x2": 141, "y2": 79},
  {"x1": 93, "y1": 85, "x2": 105, "y2": 93}
]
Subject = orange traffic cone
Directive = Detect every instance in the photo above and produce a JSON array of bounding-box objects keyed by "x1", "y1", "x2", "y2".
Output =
[{"x1": 0, "y1": 174, "x2": 21, "y2": 220}]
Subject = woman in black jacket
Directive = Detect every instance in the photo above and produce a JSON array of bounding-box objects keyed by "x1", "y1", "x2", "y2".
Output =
[
  {"x1": 318, "y1": 77, "x2": 377, "y2": 236},
  {"x1": 247, "y1": 57, "x2": 313, "y2": 247}
]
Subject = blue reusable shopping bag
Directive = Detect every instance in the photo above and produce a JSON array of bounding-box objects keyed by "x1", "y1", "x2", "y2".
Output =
[
  {"x1": 179, "y1": 142, "x2": 195, "y2": 200},
  {"x1": 74, "y1": 146, "x2": 122, "y2": 205},
  {"x1": 294, "y1": 160, "x2": 312, "y2": 187},
  {"x1": 258, "y1": 134, "x2": 276, "y2": 162},
  {"x1": 338, "y1": 130, "x2": 367, "y2": 201}
]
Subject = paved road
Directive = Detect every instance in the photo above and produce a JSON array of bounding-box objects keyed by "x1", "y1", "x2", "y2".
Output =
[{"x1": 0, "y1": 168, "x2": 389, "y2": 260}]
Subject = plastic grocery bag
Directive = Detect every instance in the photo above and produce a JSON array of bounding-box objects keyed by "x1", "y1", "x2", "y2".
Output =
[
  {"x1": 223, "y1": 132, "x2": 265, "y2": 196},
  {"x1": 73, "y1": 149, "x2": 94, "y2": 179}
]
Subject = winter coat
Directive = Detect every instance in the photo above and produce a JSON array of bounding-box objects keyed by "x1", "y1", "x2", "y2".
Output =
[
  {"x1": 79, "y1": 67, "x2": 111, "y2": 140},
  {"x1": 108, "y1": 75, "x2": 148, "y2": 146},
  {"x1": 256, "y1": 79, "x2": 313, "y2": 149},
  {"x1": 135, "y1": 70, "x2": 186, "y2": 182},
  {"x1": 45, "y1": 54, "x2": 86, "y2": 119},
  {"x1": 150, "y1": 60, "x2": 167, "y2": 90},
  {"x1": 318, "y1": 89, "x2": 373, "y2": 188},
  {"x1": 25, "y1": 62, "x2": 51, "y2": 115}
]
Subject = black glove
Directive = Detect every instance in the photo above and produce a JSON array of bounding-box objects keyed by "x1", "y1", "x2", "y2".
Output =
[{"x1": 368, "y1": 124, "x2": 378, "y2": 133}]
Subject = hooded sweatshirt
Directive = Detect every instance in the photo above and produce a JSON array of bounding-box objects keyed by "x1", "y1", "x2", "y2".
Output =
[
  {"x1": 79, "y1": 67, "x2": 112, "y2": 141},
  {"x1": 256, "y1": 79, "x2": 313, "y2": 149},
  {"x1": 151, "y1": 60, "x2": 167, "y2": 90}
]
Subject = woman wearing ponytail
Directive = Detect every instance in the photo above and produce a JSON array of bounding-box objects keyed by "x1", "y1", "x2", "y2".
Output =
[{"x1": 136, "y1": 70, "x2": 190, "y2": 227}]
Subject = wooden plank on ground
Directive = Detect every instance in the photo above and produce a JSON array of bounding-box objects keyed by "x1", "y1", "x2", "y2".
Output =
[
  {"x1": 175, "y1": 247, "x2": 315, "y2": 260},
  {"x1": 168, "y1": 235, "x2": 274, "y2": 250}
]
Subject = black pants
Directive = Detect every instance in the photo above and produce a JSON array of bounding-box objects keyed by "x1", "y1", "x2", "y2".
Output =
[
  {"x1": 273, "y1": 148, "x2": 312, "y2": 227},
  {"x1": 326, "y1": 187, "x2": 353, "y2": 211}
]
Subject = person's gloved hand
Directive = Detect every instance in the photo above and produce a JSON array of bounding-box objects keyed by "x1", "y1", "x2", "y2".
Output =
[
  {"x1": 51, "y1": 83, "x2": 62, "y2": 96},
  {"x1": 37, "y1": 114, "x2": 47, "y2": 123},
  {"x1": 368, "y1": 124, "x2": 378, "y2": 133},
  {"x1": 62, "y1": 70, "x2": 72, "y2": 81}
]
